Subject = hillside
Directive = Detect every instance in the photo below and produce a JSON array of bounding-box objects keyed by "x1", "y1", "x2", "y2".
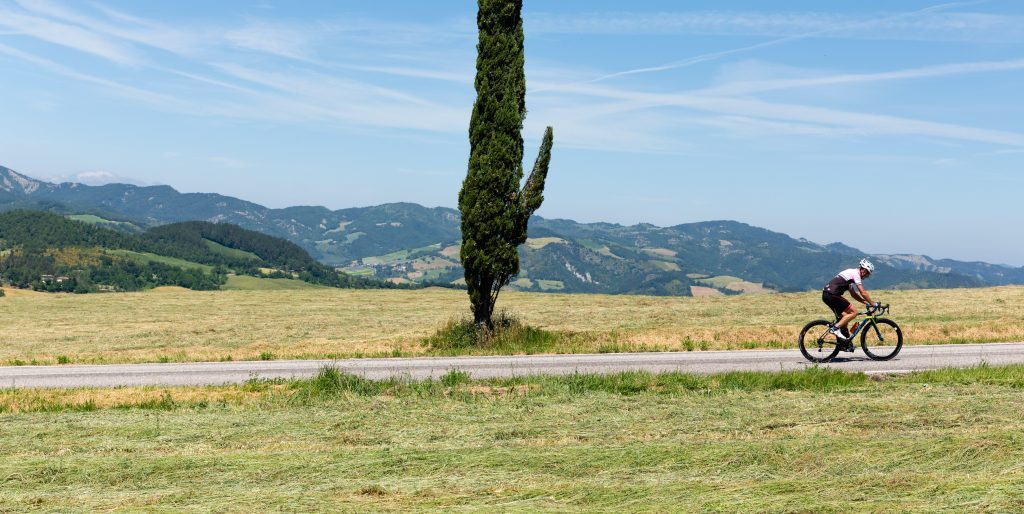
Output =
[
  {"x1": 0, "y1": 210, "x2": 385, "y2": 292},
  {"x1": 3, "y1": 164, "x2": 1019, "y2": 295},
  {"x1": 0, "y1": 166, "x2": 459, "y2": 266}
]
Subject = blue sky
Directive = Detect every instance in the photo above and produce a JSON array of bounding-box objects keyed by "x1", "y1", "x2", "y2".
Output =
[{"x1": 1, "y1": 0, "x2": 1022, "y2": 265}]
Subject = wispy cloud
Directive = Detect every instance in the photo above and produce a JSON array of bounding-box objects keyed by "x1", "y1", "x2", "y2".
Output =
[
  {"x1": 528, "y1": 5, "x2": 1022, "y2": 43},
  {"x1": 0, "y1": 2, "x2": 138, "y2": 64},
  {"x1": 222, "y1": 20, "x2": 328, "y2": 61},
  {"x1": 208, "y1": 156, "x2": 249, "y2": 169},
  {"x1": 0, "y1": 42, "x2": 189, "y2": 107},
  {"x1": 333, "y1": 63, "x2": 471, "y2": 83},
  {"x1": 533, "y1": 81, "x2": 1024, "y2": 147},
  {"x1": 0, "y1": 0, "x2": 473, "y2": 134},
  {"x1": 9, "y1": 0, "x2": 208, "y2": 57},
  {"x1": 209, "y1": 63, "x2": 467, "y2": 132},
  {"x1": 700, "y1": 58, "x2": 1024, "y2": 96},
  {"x1": 3, "y1": 0, "x2": 1021, "y2": 156},
  {"x1": 532, "y1": 2, "x2": 982, "y2": 89}
]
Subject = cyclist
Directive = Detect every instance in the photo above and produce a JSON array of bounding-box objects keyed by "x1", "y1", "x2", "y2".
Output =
[{"x1": 822, "y1": 259, "x2": 879, "y2": 348}]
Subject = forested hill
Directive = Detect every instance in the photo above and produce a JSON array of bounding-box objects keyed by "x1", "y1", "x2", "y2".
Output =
[{"x1": 0, "y1": 210, "x2": 386, "y2": 292}]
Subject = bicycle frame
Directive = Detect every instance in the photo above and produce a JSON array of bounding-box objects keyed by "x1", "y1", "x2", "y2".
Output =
[{"x1": 836, "y1": 306, "x2": 889, "y2": 341}]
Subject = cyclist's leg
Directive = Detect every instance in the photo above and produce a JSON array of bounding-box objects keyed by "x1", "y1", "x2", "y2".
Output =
[
  {"x1": 836, "y1": 304, "x2": 858, "y2": 330},
  {"x1": 822, "y1": 292, "x2": 850, "y2": 326}
]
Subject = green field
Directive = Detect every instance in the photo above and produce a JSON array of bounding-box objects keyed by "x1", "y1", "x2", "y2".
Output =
[
  {"x1": 342, "y1": 266, "x2": 376, "y2": 277},
  {"x1": 203, "y1": 239, "x2": 260, "y2": 261},
  {"x1": 536, "y1": 279, "x2": 565, "y2": 291},
  {"x1": 1, "y1": 286, "x2": 1023, "y2": 365},
  {"x1": 1, "y1": 366, "x2": 1023, "y2": 511},
  {"x1": 362, "y1": 244, "x2": 440, "y2": 266},
  {"x1": 106, "y1": 249, "x2": 213, "y2": 272},
  {"x1": 648, "y1": 259, "x2": 682, "y2": 272},
  {"x1": 66, "y1": 214, "x2": 140, "y2": 231}
]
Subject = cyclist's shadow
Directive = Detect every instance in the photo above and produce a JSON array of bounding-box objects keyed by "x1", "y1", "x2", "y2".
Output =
[{"x1": 823, "y1": 355, "x2": 893, "y2": 363}]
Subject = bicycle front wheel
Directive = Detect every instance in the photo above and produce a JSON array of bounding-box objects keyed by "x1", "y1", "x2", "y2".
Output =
[
  {"x1": 799, "y1": 320, "x2": 842, "y2": 363},
  {"x1": 860, "y1": 318, "x2": 903, "y2": 360}
]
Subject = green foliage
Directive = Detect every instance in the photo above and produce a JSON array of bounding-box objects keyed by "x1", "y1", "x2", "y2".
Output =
[
  {"x1": 203, "y1": 239, "x2": 260, "y2": 261},
  {"x1": 65, "y1": 214, "x2": 141, "y2": 233},
  {"x1": 290, "y1": 367, "x2": 384, "y2": 401},
  {"x1": 423, "y1": 312, "x2": 560, "y2": 354},
  {"x1": 440, "y1": 369, "x2": 472, "y2": 387},
  {"x1": 0, "y1": 209, "x2": 135, "y2": 250},
  {"x1": 106, "y1": 249, "x2": 214, "y2": 272},
  {"x1": 0, "y1": 210, "x2": 389, "y2": 292},
  {"x1": 460, "y1": 0, "x2": 553, "y2": 327},
  {"x1": 145, "y1": 221, "x2": 315, "y2": 271},
  {"x1": 422, "y1": 317, "x2": 480, "y2": 350},
  {"x1": 0, "y1": 248, "x2": 225, "y2": 292}
]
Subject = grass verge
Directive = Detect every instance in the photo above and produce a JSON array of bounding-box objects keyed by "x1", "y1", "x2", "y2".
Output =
[
  {"x1": 1, "y1": 365, "x2": 1024, "y2": 510},
  {"x1": 2, "y1": 363, "x2": 1021, "y2": 413}
]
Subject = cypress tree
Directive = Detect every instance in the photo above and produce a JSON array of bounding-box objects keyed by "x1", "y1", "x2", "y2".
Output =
[{"x1": 459, "y1": 0, "x2": 553, "y2": 329}]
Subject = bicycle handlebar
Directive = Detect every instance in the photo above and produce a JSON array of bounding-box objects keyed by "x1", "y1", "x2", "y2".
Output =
[{"x1": 864, "y1": 303, "x2": 890, "y2": 316}]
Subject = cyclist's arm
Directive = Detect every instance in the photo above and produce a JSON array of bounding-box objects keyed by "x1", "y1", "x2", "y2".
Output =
[
  {"x1": 855, "y1": 284, "x2": 874, "y2": 305},
  {"x1": 849, "y1": 287, "x2": 865, "y2": 303}
]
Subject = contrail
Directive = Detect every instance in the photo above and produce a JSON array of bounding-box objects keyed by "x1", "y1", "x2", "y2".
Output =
[{"x1": 530, "y1": 1, "x2": 988, "y2": 93}]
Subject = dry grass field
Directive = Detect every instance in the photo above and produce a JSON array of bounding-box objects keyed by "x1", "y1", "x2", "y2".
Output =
[{"x1": 0, "y1": 286, "x2": 1022, "y2": 365}]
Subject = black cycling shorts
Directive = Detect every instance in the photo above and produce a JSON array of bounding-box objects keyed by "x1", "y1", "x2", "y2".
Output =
[{"x1": 822, "y1": 291, "x2": 850, "y2": 320}]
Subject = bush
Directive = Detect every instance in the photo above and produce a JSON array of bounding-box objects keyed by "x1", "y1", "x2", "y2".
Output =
[
  {"x1": 423, "y1": 311, "x2": 559, "y2": 353},
  {"x1": 290, "y1": 367, "x2": 386, "y2": 401}
]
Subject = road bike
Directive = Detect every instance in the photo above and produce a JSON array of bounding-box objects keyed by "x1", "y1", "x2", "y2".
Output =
[{"x1": 799, "y1": 303, "x2": 903, "y2": 363}]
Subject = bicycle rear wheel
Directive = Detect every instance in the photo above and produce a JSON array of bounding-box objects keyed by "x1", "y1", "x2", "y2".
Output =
[
  {"x1": 799, "y1": 320, "x2": 842, "y2": 363},
  {"x1": 860, "y1": 318, "x2": 903, "y2": 360}
]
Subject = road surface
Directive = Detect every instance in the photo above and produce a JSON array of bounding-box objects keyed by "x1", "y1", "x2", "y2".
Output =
[{"x1": 1, "y1": 342, "x2": 1022, "y2": 389}]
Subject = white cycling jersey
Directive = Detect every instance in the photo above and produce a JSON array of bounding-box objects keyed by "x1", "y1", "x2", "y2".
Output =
[{"x1": 824, "y1": 268, "x2": 862, "y2": 296}]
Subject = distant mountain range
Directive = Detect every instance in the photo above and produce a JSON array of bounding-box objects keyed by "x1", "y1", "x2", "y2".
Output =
[{"x1": 4, "y1": 164, "x2": 1022, "y2": 295}]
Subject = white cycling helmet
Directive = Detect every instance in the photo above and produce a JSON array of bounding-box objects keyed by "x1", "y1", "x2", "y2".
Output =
[{"x1": 859, "y1": 258, "x2": 875, "y2": 273}]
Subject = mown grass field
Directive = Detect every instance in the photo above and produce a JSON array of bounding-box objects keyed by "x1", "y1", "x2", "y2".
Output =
[
  {"x1": 0, "y1": 366, "x2": 1023, "y2": 511},
  {"x1": 0, "y1": 286, "x2": 1022, "y2": 365},
  {"x1": 221, "y1": 275, "x2": 326, "y2": 291}
]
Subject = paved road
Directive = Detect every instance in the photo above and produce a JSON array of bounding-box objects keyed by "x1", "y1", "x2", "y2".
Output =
[{"x1": 2, "y1": 342, "x2": 1023, "y2": 389}]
